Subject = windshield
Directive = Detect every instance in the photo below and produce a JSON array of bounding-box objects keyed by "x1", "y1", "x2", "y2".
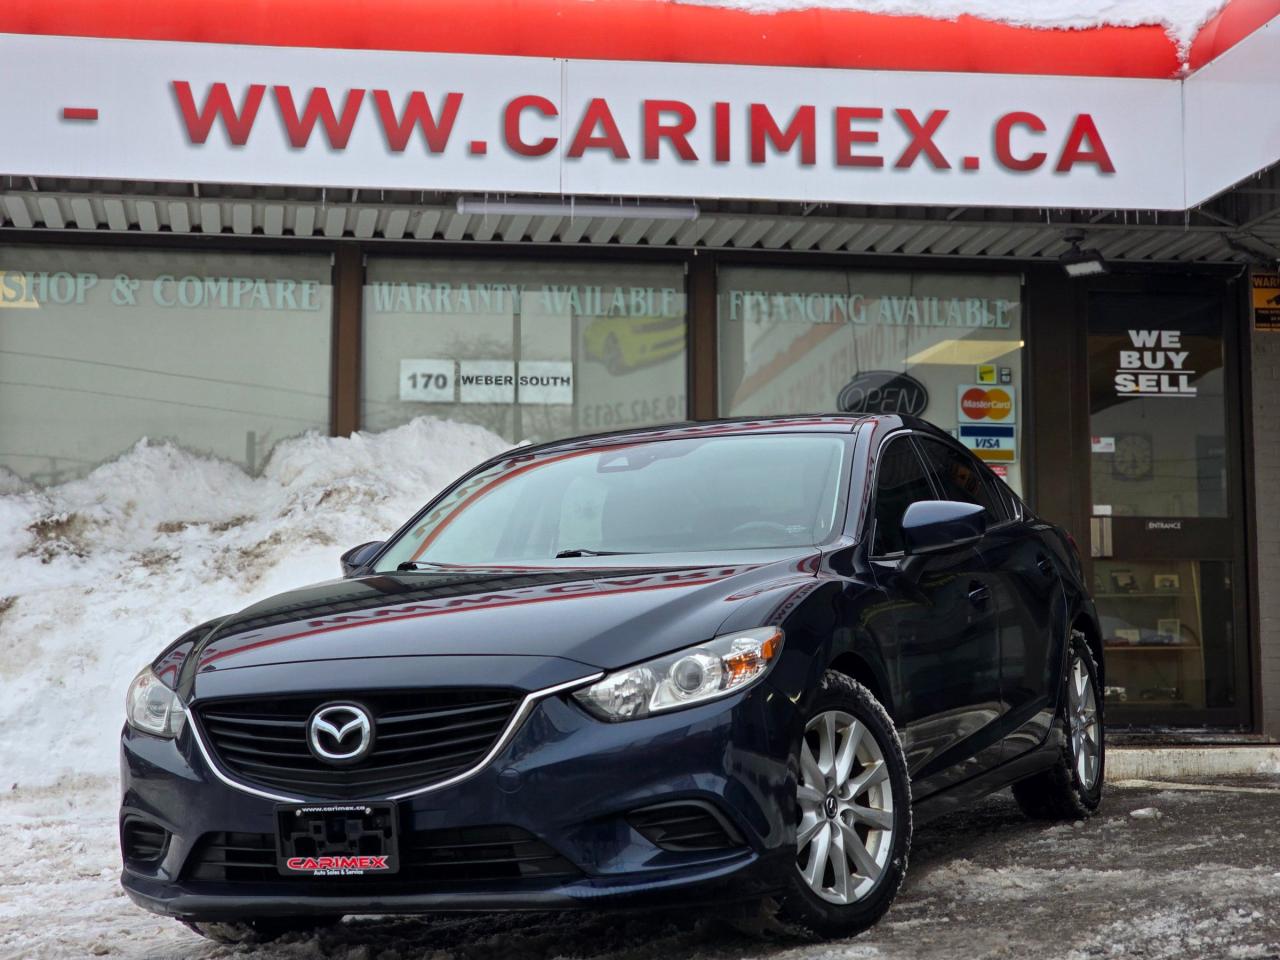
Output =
[{"x1": 375, "y1": 434, "x2": 849, "y2": 569}]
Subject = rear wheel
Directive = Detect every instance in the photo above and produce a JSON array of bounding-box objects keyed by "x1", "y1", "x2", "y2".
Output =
[
  {"x1": 1012, "y1": 629, "x2": 1104, "y2": 820},
  {"x1": 181, "y1": 916, "x2": 341, "y2": 944},
  {"x1": 760, "y1": 671, "x2": 912, "y2": 939}
]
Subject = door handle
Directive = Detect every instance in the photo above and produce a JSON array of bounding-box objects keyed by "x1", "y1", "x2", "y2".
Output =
[
  {"x1": 1036, "y1": 554, "x2": 1054, "y2": 577},
  {"x1": 968, "y1": 582, "x2": 991, "y2": 606}
]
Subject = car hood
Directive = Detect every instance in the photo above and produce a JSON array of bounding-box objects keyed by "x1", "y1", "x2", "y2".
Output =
[{"x1": 182, "y1": 550, "x2": 822, "y2": 681}]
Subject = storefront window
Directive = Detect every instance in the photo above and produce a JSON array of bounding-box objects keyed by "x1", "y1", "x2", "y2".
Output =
[
  {"x1": 362, "y1": 259, "x2": 687, "y2": 444},
  {"x1": 1086, "y1": 292, "x2": 1241, "y2": 725},
  {"x1": 0, "y1": 247, "x2": 332, "y2": 484},
  {"x1": 1093, "y1": 558, "x2": 1237, "y2": 713},
  {"x1": 717, "y1": 266, "x2": 1025, "y2": 495}
]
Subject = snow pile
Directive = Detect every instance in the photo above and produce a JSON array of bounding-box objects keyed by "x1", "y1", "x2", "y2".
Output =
[
  {"x1": 682, "y1": 0, "x2": 1230, "y2": 52},
  {"x1": 0, "y1": 418, "x2": 509, "y2": 789}
]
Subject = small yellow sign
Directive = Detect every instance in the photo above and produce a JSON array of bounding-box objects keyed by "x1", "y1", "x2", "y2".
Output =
[
  {"x1": 976, "y1": 364, "x2": 997, "y2": 384},
  {"x1": 1253, "y1": 272, "x2": 1280, "y2": 331}
]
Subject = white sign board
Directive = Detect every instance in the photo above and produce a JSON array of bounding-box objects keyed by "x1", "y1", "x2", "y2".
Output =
[
  {"x1": 1183, "y1": 19, "x2": 1280, "y2": 206},
  {"x1": 517, "y1": 361, "x2": 573, "y2": 405},
  {"x1": 0, "y1": 32, "x2": 1188, "y2": 209},
  {"x1": 399, "y1": 358, "x2": 454, "y2": 402},
  {"x1": 458, "y1": 360, "x2": 516, "y2": 403}
]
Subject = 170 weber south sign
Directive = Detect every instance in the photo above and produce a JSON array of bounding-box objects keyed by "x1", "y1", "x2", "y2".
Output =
[{"x1": 0, "y1": 33, "x2": 1185, "y2": 209}]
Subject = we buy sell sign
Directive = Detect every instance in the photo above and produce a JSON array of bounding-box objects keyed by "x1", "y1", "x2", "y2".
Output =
[{"x1": 0, "y1": 33, "x2": 1186, "y2": 208}]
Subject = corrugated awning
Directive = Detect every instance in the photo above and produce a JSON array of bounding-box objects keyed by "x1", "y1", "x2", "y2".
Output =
[{"x1": 5, "y1": 169, "x2": 1279, "y2": 264}]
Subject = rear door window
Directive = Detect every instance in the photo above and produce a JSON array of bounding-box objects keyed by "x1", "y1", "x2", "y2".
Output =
[{"x1": 916, "y1": 437, "x2": 1005, "y2": 524}]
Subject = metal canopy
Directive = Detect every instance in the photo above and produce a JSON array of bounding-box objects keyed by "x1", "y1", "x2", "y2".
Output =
[{"x1": 4, "y1": 166, "x2": 1280, "y2": 264}]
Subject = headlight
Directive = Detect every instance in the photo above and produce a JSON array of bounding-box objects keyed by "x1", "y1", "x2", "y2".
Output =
[
  {"x1": 125, "y1": 666, "x2": 186, "y2": 738},
  {"x1": 573, "y1": 627, "x2": 783, "y2": 722}
]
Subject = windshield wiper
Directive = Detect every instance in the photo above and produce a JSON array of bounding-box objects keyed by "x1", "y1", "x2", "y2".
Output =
[
  {"x1": 396, "y1": 561, "x2": 454, "y2": 571},
  {"x1": 554, "y1": 548, "x2": 636, "y2": 559}
]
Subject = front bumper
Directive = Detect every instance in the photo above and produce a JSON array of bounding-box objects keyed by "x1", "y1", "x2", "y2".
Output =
[{"x1": 120, "y1": 678, "x2": 799, "y2": 920}]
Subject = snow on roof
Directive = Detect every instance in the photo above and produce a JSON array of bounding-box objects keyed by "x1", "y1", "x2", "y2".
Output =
[{"x1": 682, "y1": 0, "x2": 1230, "y2": 51}]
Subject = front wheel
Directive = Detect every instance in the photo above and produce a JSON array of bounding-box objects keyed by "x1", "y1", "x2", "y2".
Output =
[
  {"x1": 1012, "y1": 629, "x2": 1104, "y2": 820},
  {"x1": 769, "y1": 671, "x2": 913, "y2": 939}
]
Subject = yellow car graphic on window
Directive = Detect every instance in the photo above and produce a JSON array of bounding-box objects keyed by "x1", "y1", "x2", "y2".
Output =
[{"x1": 583, "y1": 315, "x2": 686, "y2": 374}]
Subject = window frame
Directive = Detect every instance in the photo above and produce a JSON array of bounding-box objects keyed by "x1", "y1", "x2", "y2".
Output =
[{"x1": 864, "y1": 430, "x2": 942, "y2": 560}]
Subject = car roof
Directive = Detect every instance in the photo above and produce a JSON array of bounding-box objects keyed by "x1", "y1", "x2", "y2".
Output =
[
  {"x1": 489, "y1": 413, "x2": 958, "y2": 462},
  {"x1": 499, "y1": 415, "x2": 858, "y2": 458}
]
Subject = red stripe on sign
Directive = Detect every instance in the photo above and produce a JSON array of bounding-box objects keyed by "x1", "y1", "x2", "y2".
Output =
[
  {"x1": 0, "y1": 0, "x2": 1196, "y2": 78},
  {"x1": 61, "y1": 107, "x2": 98, "y2": 121}
]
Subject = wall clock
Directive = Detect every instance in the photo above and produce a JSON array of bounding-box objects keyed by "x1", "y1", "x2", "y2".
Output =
[{"x1": 1113, "y1": 432, "x2": 1154, "y2": 481}]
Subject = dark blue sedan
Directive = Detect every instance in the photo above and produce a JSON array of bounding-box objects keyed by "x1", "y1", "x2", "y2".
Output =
[{"x1": 119, "y1": 414, "x2": 1104, "y2": 943}]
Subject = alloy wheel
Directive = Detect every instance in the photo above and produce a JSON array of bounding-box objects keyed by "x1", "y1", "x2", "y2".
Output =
[
  {"x1": 795, "y1": 710, "x2": 894, "y2": 905},
  {"x1": 1068, "y1": 654, "x2": 1101, "y2": 791}
]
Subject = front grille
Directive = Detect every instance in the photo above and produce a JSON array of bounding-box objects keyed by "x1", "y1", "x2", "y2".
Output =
[
  {"x1": 121, "y1": 818, "x2": 168, "y2": 864},
  {"x1": 184, "y1": 826, "x2": 580, "y2": 890},
  {"x1": 194, "y1": 689, "x2": 522, "y2": 799},
  {"x1": 627, "y1": 802, "x2": 744, "y2": 852}
]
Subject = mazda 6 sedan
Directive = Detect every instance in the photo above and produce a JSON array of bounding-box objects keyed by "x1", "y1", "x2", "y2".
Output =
[{"x1": 120, "y1": 414, "x2": 1104, "y2": 944}]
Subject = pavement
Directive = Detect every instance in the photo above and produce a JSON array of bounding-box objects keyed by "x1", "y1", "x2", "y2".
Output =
[{"x1": 4, "y1": 775, "x2": 1279, "y2": 960}]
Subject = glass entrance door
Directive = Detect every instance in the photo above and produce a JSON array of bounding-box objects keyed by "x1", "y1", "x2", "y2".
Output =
[{"x1": 1086, "y1": 291, "x2": 1248, "y2": 728}]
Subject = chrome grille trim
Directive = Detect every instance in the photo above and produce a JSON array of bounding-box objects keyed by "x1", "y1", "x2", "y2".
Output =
[{"x1": 185, "y1": 673, "x2": 603, "y2": 804}]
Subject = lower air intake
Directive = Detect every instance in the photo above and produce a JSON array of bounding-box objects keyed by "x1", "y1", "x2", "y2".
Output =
[
  {"x1": 121, "y1": 818, "x2": 169, "y2": 865},
  {"x1": 627, "y1": 801, "x2": 744, "y2": 852}
]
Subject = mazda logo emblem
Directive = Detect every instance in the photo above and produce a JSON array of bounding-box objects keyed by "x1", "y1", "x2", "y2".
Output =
[{"x1": 307, "y1": 703, "x2": 374, "y2": 765}]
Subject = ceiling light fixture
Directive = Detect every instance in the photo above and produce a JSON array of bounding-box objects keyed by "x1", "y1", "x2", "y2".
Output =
[
  {"x1": 904, "y1": 339, "x2": 1026, "y2": 366},
  {"x1": 456, "y1": 197, "x2": 700, "y2": 221},
  {"x1": 1059, "y1": 232, "x2": 1109, "y2": 278}
]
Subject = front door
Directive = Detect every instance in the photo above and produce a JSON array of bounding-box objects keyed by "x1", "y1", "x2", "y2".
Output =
[
  {"x1": 867, "y1": 435, "x2": 1004, "y2": 799},
  {"x1": 914, "y1": 434, "x2": 1066, "y2": 755},
  {"x1": 1085, "y1": 290, "x2": 1249, "y2": 728}
]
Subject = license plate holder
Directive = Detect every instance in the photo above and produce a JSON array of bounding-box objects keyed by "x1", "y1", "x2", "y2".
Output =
[{"x1": 275, "y1": 802, "x2": 399, "y2": 877}]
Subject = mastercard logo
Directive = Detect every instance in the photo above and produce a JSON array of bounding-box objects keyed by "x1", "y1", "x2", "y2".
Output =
[{"x1": 960, "y1": 387, "x2": 1013, "y2": 421}]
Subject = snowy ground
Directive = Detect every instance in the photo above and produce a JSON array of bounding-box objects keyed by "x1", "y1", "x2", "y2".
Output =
[{"x1": 4, "y1": 777, "x2": 1279, "y2": 960}]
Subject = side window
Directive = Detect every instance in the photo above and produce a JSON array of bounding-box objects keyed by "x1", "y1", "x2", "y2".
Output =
[
  {"x1": 871, "y1": 438, "x2": 937, "y2": 556},
  {"x1": 916, "y1": 438, "x2": 1003, "y2": 523}
]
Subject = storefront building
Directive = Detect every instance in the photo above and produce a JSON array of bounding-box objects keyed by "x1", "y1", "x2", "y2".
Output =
[{"x1": 2, "y1": 0, "x2": 1280, "y2": 740}]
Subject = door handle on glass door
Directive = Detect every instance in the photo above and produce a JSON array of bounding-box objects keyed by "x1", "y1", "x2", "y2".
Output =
[{"x1": 968, "y1": 582, "x2": 991, "y2": 606}]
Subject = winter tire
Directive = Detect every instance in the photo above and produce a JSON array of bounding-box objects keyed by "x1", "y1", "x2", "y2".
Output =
[
  {"x1": 763, "y1": 670, "x2": 913, "y2": 940},
  {"x1": 181, "y1": 915, "x2": 341, "y2": 944},
  {"x1": 1012, "y1": 629, "x2": 1105, "y2": 820}
]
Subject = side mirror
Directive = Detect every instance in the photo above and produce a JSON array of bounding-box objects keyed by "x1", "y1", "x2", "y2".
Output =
[
  {"x1": 339, "y1": 540, "x2": 385, "y2": 577},
  {"x1": 902, "y1": 501, "x2": 986, "y2": 556}
]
